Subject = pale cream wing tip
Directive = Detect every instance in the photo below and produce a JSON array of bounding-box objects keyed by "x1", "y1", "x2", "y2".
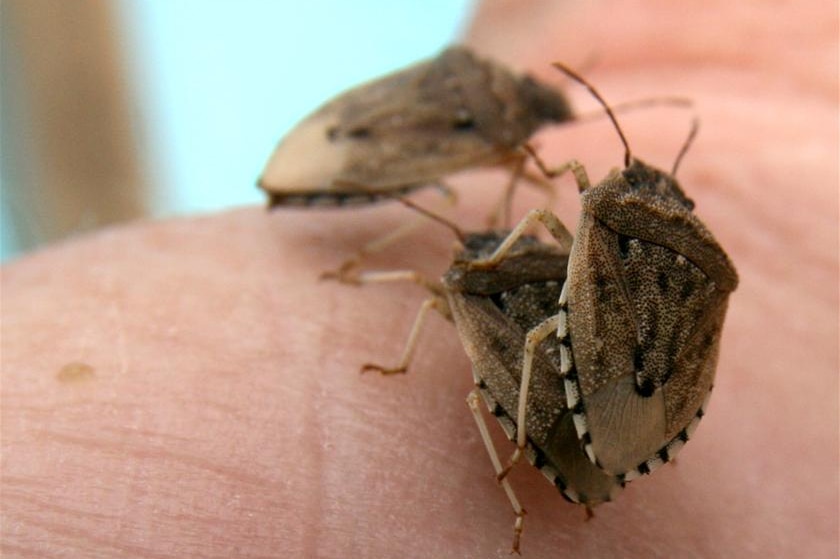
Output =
[{"x1": 259, "y1": 111, "x2": 348, "y2": 194}]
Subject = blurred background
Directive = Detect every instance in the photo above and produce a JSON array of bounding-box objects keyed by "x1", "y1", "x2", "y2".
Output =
[{"x1": 1, "y1": 0, "x2": 474, "y2": 261}]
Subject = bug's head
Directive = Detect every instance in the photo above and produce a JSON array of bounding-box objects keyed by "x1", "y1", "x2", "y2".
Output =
[
  {"x1": 518, "y1": 75, "x2": 574, "y2": 125},
  {"x1": 622, "y1": 159, "x2": 695, "y2": 211},
  {"x1": 552, "y1": 62, "x2": 699, "y2": 211}
]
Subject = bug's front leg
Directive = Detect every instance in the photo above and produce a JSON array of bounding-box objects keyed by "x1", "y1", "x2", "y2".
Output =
[
  {"x1": 468, "y1": 208, "x2": 574, "y2": 270},
  {"x1": 523, "y1": 145, "x2": 594, "y2": 194}
]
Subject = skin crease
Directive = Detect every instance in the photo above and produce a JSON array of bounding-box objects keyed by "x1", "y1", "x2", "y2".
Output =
[{"x1": 1, "y1": 1, "x2": 837, "y2": 557}]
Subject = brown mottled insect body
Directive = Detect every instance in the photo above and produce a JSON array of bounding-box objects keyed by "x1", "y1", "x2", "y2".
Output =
[
  {"x1": 444, "y1": 232, "x2": 624, "y2": 506},
  {"x1": 478, "y1": 65, "x2": 739, "y2": 492},
  {"x1": 259, "y1": 46, "x2": 571, "y2": 207},
  {"x1": 557, "y1": 159, "x2": 737, "y2": 480}
]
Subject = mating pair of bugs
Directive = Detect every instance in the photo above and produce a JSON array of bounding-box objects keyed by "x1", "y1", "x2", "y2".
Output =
[{"x1": 259, "y1": 46, "x2": 739, "y2": 553}]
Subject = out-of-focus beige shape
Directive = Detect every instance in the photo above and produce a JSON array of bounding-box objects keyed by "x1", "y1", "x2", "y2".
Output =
[{"x1": 2, "y1": 0, "x2": 150, "y2": 256}]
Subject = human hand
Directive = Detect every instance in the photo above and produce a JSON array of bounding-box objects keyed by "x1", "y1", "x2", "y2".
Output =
[{"x1": 3, "y1": 1, "x2": 836, "y2": 557}]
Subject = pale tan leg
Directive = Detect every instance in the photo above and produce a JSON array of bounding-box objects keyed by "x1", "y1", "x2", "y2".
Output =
[
  {"x1": 360, "y1": 294, "x2": 449, "y2": 375},
  {"x1": 354, "y1": 269, "x2": 445, "y2": 297},
  {"x1": 469, "y1": 156, "x2": 596, "y2": 270},
  {"x1": 497, "y1": 314, "x2": 562, "y2": 481},
  {"x1": 466, "y1": 389, "x2": 526, "y2": 555},
  {"x1": 469, "y1": 208, "x2": 574, "y2": 269},
  {"x1": 351, "y1": 269, "x2": 450, "y2": 375},
  {"x1": 519, "y1": 167, "x2": 558, "y2": 208},
  {"x1": 321, "y1": 183, "x2": 458, "y2": 284},
  {"x1": 319, "y1": 219, "x2": 429, "y2": 284},
  {"x1": 525, "y1": 152, "x2": 593, "y2": 194},
  {"x1": 487, "y1": 151, "x2": 527, "y2": 229},
  {"x1": 487, "y1": 148, "x2": 558, "y2": 229}
]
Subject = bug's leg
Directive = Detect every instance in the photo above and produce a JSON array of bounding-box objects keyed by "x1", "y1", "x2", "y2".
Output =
[
  {"x1": 497, "y1": 314, "x2": 563, "y2": 481},
  {"x1": 467, "y1": 389, "x2": 526, "y2": 555},
  {"x1": 352, "y1": 269, "x2": 445, "y2": 296},
  {"x1": 352, "y1": 270, "x2": 450, "y2": 375},
  {"x1": 360, "y1": 294, "x2": 450, "y2": 375},
  {"x1": 320, "y1": 222, "x2": 426, "y2": 284},
  {"x1": 524, "y1": 146, "x2": 593, "y2": 194},
  {"x1": 487, "y1": 150, "x2": 528, "y2": 229},
  {"x1": 519, "y1": 166, "x2": 558, "y2": 210},
  {"x1": 487, "y1": 148, "x2": 557, "y2": 229},
  {"x1": 469, "y1": 208, "x2": 574, "y2": 270},
  {"x1": 321, "y1": 183, "x2": 457, "y2": 284}
]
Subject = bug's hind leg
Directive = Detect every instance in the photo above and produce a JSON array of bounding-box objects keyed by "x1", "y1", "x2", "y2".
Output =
[{"x1": 466, "y1": 388, "x2": 526, "y2": 555}]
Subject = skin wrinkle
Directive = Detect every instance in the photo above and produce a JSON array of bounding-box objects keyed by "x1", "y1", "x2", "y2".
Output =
[
  {"x1": 300, "y1": 343, "x2": 326, "y2": 559},
  {"x1": 35, "y1": 430, "x2": 273, "y2": 488}
]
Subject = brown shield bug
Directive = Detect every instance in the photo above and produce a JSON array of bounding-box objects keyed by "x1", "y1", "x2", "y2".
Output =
[
  {"x1": 257, "y1": 45, "x2": 571, "y2": 208},
  {"x1": 442, "y1": 223, "x2": 627, "y2": 552},
  {"x1": 469, "y1": 64, "x2": 739, "y2": 490},
  {"x1": 356, "y1": 215, "x2": 623, "y2": 553},
  {"x1": 352, "y1": 64, "x2": 738, "y2": 551}
]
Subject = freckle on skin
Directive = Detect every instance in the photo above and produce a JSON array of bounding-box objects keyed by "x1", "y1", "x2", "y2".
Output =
[{"x1": 56, "y1": 362, "x2": 96, "y2": 383}]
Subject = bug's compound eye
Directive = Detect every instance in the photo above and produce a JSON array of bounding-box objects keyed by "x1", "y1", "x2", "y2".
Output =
[
  {"x1": 325, "y1": 126, "x2": 340, "y2": 141},
  {"x1": 453, "y1": 108, "x2": 475, "y2": 131}
]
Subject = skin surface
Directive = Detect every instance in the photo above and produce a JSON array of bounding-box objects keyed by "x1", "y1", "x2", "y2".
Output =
[{"x1": 2, "y1": 1, "x2": 838, "y2": 557}]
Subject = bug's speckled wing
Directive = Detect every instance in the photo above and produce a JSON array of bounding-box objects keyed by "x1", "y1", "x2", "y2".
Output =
[
  {"x1": 444, "y1": 234, "x2": 623, "y2": 505},
  {"x1": 566, "y1": 160, "x2": 739, "y2": 476},
  {"x1": 258, "y1": 46, "x2": 571, "y2": 207}
]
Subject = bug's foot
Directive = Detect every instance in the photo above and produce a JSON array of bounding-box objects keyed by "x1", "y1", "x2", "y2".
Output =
[
  {"x1": 320, "y1": 260, "x2": 362, "y2": 285},
  {"x1": 510, "y1": 509, "x2": 526, "y2": 555},
  {"x1": 360, "y1": 363, "x2": 408, "y2": 375},
  {"x1": 584, "y1": 506, "x2": 595, "y2": 521}
]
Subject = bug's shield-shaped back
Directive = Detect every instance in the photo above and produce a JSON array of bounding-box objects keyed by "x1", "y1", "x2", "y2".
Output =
[
  {"x1": 567, "y1": 160, "x2": 738, "y2": 476},
  {"x1": 259, "y1": 46, "x2": 571, "y2": 206}
]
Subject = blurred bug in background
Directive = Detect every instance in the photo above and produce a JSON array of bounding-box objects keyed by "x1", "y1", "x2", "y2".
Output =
[{"x1": 0, "y1": 0, "x2": 474, "y2": 261}]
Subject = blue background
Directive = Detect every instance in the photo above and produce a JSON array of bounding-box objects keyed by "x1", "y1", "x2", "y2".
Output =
[{"x1": 1, "y1": 1, "x2": 473, "y2": 260}]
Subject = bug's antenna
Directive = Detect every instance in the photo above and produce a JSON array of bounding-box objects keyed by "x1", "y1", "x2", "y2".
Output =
[
  {"x1": 393, "y1": 195, "x2": 466, "y2": 243},
  {"x1": 572, "y1": 96, "x2": 693, "y2": 124},
  {"x1": 671, "y1": 118, "x2": 700, "y2": 176},
  {"x1": 552, "y1": 62, "x2": 632, "y2": 168},
  {"x1": 333, "y1": 178, "x2": 465, "y2": 241}
]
